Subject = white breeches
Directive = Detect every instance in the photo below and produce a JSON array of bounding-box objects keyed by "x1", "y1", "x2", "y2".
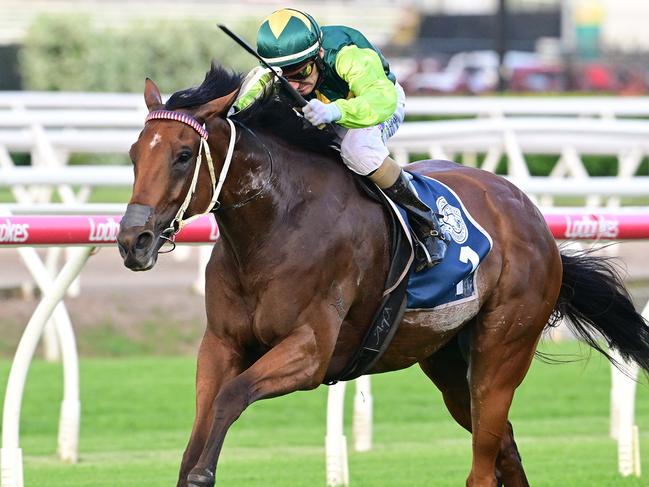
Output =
[{"x1": 337, "y1": 82, "x2": 406, "y2": 176}]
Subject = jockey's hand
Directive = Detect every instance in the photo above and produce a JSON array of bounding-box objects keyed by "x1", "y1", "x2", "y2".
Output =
[{"x1": 302, "y1": 99, "x2": 341, "y2": 126}]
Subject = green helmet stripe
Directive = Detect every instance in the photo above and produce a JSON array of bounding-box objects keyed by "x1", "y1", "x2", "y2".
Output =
[{"x1": 260, "y1": 39, "x2": 320, "y2": 65}]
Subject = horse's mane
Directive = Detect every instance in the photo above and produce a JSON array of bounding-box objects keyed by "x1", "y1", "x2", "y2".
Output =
[
  {"x1": 165, "y1": 63, "x2": 243, "y2": 110},
  {"x1": 231, "y1": 84, "x2": 340, "y2": 157},
  {"x1": 166, "y1": 62, "x2": 340, "y2": 157}
]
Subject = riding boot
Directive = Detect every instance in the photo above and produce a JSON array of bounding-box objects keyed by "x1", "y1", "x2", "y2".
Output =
[{"x1": 383, "y1": 170, "x2": 448, "y2": 272}]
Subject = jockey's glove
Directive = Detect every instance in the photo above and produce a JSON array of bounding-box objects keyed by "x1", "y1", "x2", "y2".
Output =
[{"x1": 303, "y1": 99, "x2": 341, "y2": 126}]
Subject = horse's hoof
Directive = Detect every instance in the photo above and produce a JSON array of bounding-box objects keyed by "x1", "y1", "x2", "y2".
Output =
[{"x1": 187, "y1": 468, "x2": 215, "y2": 487}]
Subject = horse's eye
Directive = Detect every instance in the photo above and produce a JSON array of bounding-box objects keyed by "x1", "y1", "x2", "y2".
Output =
[{"x1": 175, "y1": 150, "x2": 193, "y2": 165}]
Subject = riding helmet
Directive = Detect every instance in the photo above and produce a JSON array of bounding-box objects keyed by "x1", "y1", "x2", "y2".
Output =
[{"x1": 256, "y1": 8, "x2": 322, "y2": 67}]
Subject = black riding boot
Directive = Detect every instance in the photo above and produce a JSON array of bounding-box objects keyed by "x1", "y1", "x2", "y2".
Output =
[{"x1": 383, "y1": 170, "x2": 448, "y2": 272}]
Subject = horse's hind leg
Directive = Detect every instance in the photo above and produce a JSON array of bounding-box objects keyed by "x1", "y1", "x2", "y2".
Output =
[
  {"x1": 419, "y1": 333, "x2": 529, "y2": 487},
  {"x1": 463, "y1": 289, "x2": 558, "y2": 487}
]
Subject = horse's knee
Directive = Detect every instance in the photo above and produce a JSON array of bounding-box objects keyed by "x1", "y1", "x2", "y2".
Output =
[{"x1": 211, "y1": 378, "x2": 251, "y2": 424}]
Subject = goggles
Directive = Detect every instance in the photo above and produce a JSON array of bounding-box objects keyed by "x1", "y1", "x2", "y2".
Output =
[{"x1": 284, "y1": 60, "x2": 315, "y2": 81}]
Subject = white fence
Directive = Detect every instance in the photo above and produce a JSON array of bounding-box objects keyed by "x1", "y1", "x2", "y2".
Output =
[
  {"x1": 4, "y1": 92, "x2": 649, "y2": 117},
  {"x1": 3, "y1": 166, "x2": 649, "y2": 198},
  {"x1": 390, "y1": 118, "x2": 649, "y2": 205},
  {"x1": 404, "y1": 96, "x2": 649, "y2": 118},
  {"x1": 1, "y1": 110, "x2": 649, "y2": 214},
  {"x1": 2, "y1": 93, "x2": 649, "y2": 189}
]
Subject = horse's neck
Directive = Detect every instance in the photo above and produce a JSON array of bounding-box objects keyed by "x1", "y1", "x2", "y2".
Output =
[{"x1": 213, "y1": 129, "x2": 313, "y2": 258}]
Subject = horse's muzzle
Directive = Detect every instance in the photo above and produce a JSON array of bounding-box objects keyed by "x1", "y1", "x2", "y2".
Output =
[
  {"x1": 117, "y1": 228, "x2": 160, "y2": 271},
  {"x1": 117, "y1": 203, "x2": 161, "y2": 271}
]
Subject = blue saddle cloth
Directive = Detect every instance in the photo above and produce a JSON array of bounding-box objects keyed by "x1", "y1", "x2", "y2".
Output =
[{"x1": 395, "y1": 173, "x2": 493, "y2": 310}]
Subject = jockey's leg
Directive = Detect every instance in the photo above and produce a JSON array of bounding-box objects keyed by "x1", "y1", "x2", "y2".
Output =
[
  {"x1": 340, "y1": 125, "x2": 447, "y2": 272},
  {"x1": 372, "y1": 158, "x2": 448, "y2": 271}
]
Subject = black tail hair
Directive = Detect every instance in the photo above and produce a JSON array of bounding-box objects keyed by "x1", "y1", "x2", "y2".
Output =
[{"x1": 554, "y1": 249, "x2": 649, "y2": 372}]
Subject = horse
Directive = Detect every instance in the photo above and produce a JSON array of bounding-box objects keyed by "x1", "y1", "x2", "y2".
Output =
[{"x1": 117, "y1": 64, "x2": 649, "y2": 487}]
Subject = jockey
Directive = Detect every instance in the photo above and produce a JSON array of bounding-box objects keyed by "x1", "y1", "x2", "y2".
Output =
[{"x1": 233, "y1": 8, "x2": 447, "y2": 271}]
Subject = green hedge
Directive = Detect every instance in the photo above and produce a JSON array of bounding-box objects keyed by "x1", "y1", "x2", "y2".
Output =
[{"x1": 19, "y1": 14, "x2": 259, "y2": 93}]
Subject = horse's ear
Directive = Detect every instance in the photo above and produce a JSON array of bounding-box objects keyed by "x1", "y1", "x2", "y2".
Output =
[
  {"x1": 194, "y1": 89, "x2": 239, "y2": 121},
  {"x1": 144, "y1": 78, "x2": 163, "y2": 111}
]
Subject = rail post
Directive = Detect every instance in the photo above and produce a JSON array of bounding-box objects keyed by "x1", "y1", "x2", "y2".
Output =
[{"x1": 1, "y1": 246, "x2": 92, "y2": 487}]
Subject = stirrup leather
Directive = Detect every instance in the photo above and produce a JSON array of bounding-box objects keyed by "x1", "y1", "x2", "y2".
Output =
[{"x1": 383, "y1": 171, "x2": 448, "y2": 271}]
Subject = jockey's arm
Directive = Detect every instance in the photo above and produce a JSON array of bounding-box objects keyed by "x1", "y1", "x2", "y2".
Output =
[
  {"x1": 232, "y1": 66, "x2": 279, "y2": 113},
  {"x1": 328, "y1": 45, "x2": 398, "y2": 128}
]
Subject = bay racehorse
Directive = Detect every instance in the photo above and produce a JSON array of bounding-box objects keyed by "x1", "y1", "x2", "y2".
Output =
[{"x1": 117, "y1": 64, "x2": 649, "y2": 487}]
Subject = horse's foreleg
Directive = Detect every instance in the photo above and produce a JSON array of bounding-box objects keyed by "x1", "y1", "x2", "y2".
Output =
[
  {"x1": 176, "y1": 330, "x2": 242, "y2": 487},
  {"x1": 186, "y1": 323, "x2": 336, "y2": 487},
  {"x1": 465, "y1": 302, "x2": 550, "y2": 487},
  {"x1": 419, "y1": 334, "x2": 529, "y2": 487}
]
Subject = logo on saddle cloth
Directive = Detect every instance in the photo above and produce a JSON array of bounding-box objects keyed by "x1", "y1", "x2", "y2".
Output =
[
  {"x1": 401, "y1": 174, "x2": 493, "y2": 310},
  {"x1": 436, "y1": 196, "x2": 468, "y2": 244}
]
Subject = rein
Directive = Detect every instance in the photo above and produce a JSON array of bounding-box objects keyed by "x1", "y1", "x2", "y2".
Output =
[
  {"x1": 144, "y1": 110, "x2": 236, "y2": 237},
  {"x1": 215, "y1": 122, "x2": 274, "y2": 211}
]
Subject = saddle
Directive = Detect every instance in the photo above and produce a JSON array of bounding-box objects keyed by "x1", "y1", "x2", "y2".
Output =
[{"x1": 329, "y1": 172, "x2": 494, "y2": 383}]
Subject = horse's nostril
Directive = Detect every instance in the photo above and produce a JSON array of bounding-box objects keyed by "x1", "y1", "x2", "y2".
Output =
[{"x1": 135, "y1": 231, "x2": 154, "y2": 251}]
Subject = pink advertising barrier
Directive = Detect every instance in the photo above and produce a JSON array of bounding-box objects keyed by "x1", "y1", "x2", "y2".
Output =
[
  {"x1": 0, "y1": 214, "x2": 218, "y2": 246},
  {"x1": 0, "y1": 211, "x2": 648, "y2": 246}
]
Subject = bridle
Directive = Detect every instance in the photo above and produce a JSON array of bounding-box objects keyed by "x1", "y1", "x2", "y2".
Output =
[
  {"x1": 216, "y1": 122, "x2": 274, "y2": 211},
  {"x1": 144, "y1": 110, "x2": 236, "y2": 238}
]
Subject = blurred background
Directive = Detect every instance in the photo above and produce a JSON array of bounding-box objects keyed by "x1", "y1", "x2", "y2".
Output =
[{"x1": 0, "y1": 0, "x2": 648, "y2": 95}]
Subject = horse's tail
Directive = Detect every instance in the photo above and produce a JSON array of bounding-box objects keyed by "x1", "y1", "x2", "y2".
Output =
[{"x1": 554, "y1": 250, "x2": 649, "y2": 372}]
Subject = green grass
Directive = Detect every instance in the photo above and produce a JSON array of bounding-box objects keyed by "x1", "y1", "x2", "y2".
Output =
[
  {"x1": 0, "y1": 186, "x2": 131, "y2": 204},
  {"x1": 1, "y1": 341, "x2": 648, "y2": 486}
]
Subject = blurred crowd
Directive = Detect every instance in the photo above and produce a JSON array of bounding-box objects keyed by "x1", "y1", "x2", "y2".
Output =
[
  {"x1": 381, "y1": 0, "x2": 649, "y2": 96},
  {"x1": 392, "y1": 51, "x2": 648, "y2": 95}
]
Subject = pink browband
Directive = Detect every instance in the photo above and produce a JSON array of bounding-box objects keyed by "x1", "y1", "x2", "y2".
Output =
[{"x1": 145, "y1": 110, "x2": 209, "y2": 139}]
